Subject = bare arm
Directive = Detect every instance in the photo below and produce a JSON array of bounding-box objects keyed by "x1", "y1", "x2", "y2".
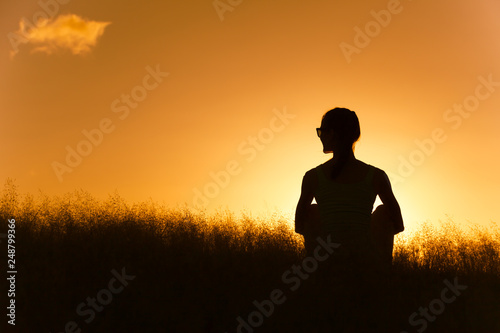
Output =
[
  {"x1": 375, "y1": 169, "x2": 404, "y2": 234},
  {"x1": 294, "y1": 171, "x2": 315, "y2": 235}
]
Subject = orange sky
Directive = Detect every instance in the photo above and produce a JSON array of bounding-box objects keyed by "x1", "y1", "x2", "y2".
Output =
[{"x1": 1, "y1": 0, "x2": 499, "y2": 231}]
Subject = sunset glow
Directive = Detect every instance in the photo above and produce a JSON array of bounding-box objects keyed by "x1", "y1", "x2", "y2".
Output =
[{"x1": 2, "y1": 0, "x2": 499, "y2": 231}]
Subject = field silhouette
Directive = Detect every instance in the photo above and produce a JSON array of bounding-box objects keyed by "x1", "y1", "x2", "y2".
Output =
[{"x1": 0, "y1": 179, "x2": 499, "y2": 332}]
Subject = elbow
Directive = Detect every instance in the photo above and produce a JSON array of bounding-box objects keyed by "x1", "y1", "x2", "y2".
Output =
[{"x1": 373, "y1": 204, "x2": 404, "y2": 234}]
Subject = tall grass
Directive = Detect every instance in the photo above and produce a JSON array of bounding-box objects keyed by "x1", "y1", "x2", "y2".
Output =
[
  {"x1": 393, "y1": 218, "x2": 500, "y2": 275},
  {"x1": 0, "y1": 179, "x2": 499, "y2": 332}
]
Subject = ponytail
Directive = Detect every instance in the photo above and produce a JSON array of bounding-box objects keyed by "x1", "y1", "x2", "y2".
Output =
[{"x1": 330, "y1": 146, "x2": 350, "y2": 180}]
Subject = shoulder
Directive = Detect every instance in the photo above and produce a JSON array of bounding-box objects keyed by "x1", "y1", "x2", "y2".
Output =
[
  {"x1": 368, "y1": 165, "x2": 391, "y2": 192},
  {"x1": 356, "y1": 161, "x2": 384, "y2": 178},
  {"x1": 368, "y1": 165, "x2": 386, "y2": 177},
  {"x1": 302, "y1": 166, "x2": 320, "y2": 189},
  {"x1": 304, "y1": 166, "x2": 319, "y2": 182},
  {"x1": 356, "y1": 161, "x2": 387, "y2": 187}
]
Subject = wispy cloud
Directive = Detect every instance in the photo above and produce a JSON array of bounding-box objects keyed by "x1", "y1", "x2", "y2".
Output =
[{"x1": 11, "y1": 14, "x2": 110, "y2": 58}]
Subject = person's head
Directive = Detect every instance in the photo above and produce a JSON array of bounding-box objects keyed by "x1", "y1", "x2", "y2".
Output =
[{"x1": 318, "y1": 107, "x2": 360, "y2": 154}]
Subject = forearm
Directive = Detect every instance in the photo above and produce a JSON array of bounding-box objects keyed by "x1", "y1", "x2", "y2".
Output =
[
  {"x1": 387, "y1": 202, "x2": 404, "y2": 233},
  {"x1": 295, "y1": 204, "x2": 308, "y2": 235}
]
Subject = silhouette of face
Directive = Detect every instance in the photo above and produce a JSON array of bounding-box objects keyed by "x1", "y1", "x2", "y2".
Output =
[{"x1": 319, "y1": 127, "x2": 335, "y2": 154}]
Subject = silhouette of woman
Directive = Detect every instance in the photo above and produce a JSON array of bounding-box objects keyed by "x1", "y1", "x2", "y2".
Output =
[
  {"x1": 293, "y1": 107, "x2": 404, "y2": 331},
  {"x1": 295, "y1": 107, "x2": 403, "y2": 262}
]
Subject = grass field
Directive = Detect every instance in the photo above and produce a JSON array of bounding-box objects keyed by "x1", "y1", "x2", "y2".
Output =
[{"x1": 0, "y1": 179, "x2": 499, "y2": 332}]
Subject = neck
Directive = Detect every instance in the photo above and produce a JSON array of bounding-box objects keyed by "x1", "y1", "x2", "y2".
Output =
[{"x1": 332, "y1": 148, "x2": 355, "y2": 163}]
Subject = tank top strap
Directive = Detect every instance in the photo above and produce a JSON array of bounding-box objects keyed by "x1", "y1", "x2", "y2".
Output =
[
  {"x1": 364, "y1": 165, "x2": 375, "y2": 185},
  {"x1": 315, "y1": 165, "x2": 327, "y2": 183}
]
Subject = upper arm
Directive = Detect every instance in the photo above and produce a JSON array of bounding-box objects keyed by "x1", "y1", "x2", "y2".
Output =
[
  {"x1": 374, "y1": 168, "x2": 405, "y2": 233},
  {"x1": 374, "y1": 169, "x2": 398, "y2": 207},
  {"x1": 298, "y1": 170, "x2": 315, "y2": 206},
  {"x1": 294, "y1": 170, "x2": 316, "y2": 234}
]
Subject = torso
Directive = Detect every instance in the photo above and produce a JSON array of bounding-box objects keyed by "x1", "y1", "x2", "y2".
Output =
[{"x1": 312, "y1": 158, "x2": 378, "y2": 240}]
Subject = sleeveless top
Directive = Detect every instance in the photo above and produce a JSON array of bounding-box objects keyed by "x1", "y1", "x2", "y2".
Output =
[{"x1": 314, "y1": 164, "x2": 377, "y2": 243}]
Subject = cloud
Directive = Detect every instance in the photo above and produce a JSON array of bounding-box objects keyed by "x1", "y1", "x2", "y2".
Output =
[{"x1": 10, "y1": 14, "x2": 110, "y2": 58}]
